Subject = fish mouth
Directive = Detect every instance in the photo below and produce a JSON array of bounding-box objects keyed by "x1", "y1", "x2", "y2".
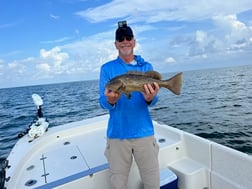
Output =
[
  {"x1": 106, "y1": 86, "x2": 123, "y2": 93},
  {"x1": 106, "y1": 79, "x2": 125, "y2": 94}
]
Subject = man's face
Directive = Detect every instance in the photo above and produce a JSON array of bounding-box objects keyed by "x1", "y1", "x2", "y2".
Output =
[{"x1": 115, "y1": 36, "x2": 135, "y2": 56}]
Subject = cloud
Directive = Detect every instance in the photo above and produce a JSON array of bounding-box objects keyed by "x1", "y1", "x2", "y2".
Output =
[
  {"x1": 165, "y1": 57, "x2": 176, "y2": 64},
  {"x1": 73, "y1": 0, "x2": 252, "y2": 67},
  {"x1": 40, "y1": 47, "x2": 69, "y2": 70},
  {"x1": 76, "y1": 0, "x2": 252, "y2": 23},
  {"x1": 0, "y1": 23, "x2": 17, "y2": 29},
  {"x1": 168, "y1": 13, "x2": 252, "y2": 60},
  {"x1": 61, "y1": 31, "x2": 117, "y2": 69},
  {"x1": 195, "y1": 31, "x2": 207, "y2": 44},
  {"x1": 0, "y1": 47, "x2": 70, "y2": 87},
  {"x1": 187, "y1": 31, "x2": 213, "y2": 57},
  {"x1": 36, "y1": 63, "x2": 50, "y2": 72},
  {"x1": 8, "y1": 60, "x2": 27, "y2": 74},
  {"x1": 50, "y1": 14, "x2": 60, "y2": 20},
  {"x1": 40, "y1": 37, "x2": 72, "y2": 44},
  {"x1": 213, "y1": 15, "x2": 252, "y2": 50}
]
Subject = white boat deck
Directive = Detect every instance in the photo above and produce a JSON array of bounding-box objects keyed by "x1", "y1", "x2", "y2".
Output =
[{"x1": 4, "y1": 115, "x2": 252, "y2": 189}]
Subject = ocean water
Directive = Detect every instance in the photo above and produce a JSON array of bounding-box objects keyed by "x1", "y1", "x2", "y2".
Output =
[{"x1": 0, "y1": 65, "x2": 252, "y2": 164}]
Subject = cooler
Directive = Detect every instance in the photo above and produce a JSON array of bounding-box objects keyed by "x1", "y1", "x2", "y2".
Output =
[{"x1": 160, "y1": 168, "x2": 178, "y2": 189}]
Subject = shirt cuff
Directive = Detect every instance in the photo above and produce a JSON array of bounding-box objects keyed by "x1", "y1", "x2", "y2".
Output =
[{"x1": 146, "y1": 96, "x2": 158, "y2": 106}]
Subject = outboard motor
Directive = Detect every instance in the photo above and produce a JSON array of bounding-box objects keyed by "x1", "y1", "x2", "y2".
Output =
[
  {"x1": 17, "y1": 94, "x2": 49, "y2": 140},
  {"x1": 32, "y1": 93, "x2": 44, "y2": 117},
  {"x1": 28, "y1": 94, "x2": 49, "y2": 140}
]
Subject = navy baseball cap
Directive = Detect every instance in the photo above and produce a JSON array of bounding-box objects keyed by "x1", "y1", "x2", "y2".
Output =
[{"x1": 115, "y1": 21, "x2": 134, "y2": 41}]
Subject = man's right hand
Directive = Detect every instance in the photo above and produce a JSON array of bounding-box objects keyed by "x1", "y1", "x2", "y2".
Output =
[{"x1": 105, "y1": 88, "x2": 121, "y2": 105}]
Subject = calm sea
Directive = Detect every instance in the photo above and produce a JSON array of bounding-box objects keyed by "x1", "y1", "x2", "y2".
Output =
[{"x1": 0, "y1": 65, "x2": 252, "y2": 164}]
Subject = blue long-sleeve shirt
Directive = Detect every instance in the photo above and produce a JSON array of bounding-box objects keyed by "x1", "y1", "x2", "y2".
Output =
[{"x1": 99, "y1": 55, "x2": 158, "y2": 139}]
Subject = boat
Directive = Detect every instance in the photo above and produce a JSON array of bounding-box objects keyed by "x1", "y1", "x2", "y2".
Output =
[{"x1": 1, "y1": 94, "x2": 252, "y2": 189}]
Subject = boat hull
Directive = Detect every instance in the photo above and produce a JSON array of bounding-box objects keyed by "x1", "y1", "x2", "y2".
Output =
[{"x1": 2, "y1": 115, "x2": 252, "y2": 189}]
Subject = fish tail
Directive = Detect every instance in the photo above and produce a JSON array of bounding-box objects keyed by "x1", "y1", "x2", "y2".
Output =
[{"x1": 161, "y1": 72, "x2": 183, "y2": 95}]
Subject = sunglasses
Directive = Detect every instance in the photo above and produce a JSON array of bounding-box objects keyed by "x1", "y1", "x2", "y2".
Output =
[{"x1": 116, "y1": 36, "x2": 133, "y2": 42}]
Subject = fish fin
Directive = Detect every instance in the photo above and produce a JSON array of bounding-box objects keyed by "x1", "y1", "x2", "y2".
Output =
[
  {"x1": 117, "y1": 80, "x2": 126, "y2": 93},
  {"x1": 145, "y1": 71, "x2": 162, "y2": 80},
  {"x1": 162, "y1": 72, "x2": 183, "y2": 95},
  {"x1": 126, "y1": 70, "x2": 162, "y2": 80},
  {"x1": 126, "y1": 71, "x2": 144, "y2": 75}
]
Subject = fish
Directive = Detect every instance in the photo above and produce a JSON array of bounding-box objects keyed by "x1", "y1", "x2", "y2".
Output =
[{"x1": 106, "y1": 71, "x2": 182, "y2": 98}]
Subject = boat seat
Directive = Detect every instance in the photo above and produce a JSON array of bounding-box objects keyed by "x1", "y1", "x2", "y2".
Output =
[{"x1": 169, "y1": 158, "x2": 209, "y2": 189}]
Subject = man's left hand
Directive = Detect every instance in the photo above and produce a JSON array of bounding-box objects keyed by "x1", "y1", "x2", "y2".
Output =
[{"x1": 143, "y1": 82, "x2": 159, "y2": 103}]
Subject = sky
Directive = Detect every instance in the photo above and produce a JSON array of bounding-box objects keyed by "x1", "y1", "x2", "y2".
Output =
[{"x1": 0, "y1": 0, "x2": 252, "y2": 88}]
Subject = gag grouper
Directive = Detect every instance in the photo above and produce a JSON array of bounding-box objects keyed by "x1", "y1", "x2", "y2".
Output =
[{"x1": 106, "y1": 71, "x2": 182, "y2": 98}]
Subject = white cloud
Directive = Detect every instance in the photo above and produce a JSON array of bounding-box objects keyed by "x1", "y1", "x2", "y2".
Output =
[
  {"x1": 213, "y1": 15, "x2": 252, "y2": 50},
  {"x1": 168, "y1": 14, "x2": 252, "y2": 59},
  {"x1": 50, "y1": 14, "x2": 60, "y2": 20},
  {"x1": 8, "y1": 62, "x2": 18, "y2": 69},
  {"x1": 40, "y1": 37, "x2": 72, "y2": 44},
  {"x1": 165, "y1": 57, "x2": 176, "y2": 64},
  {"x1": 76, "y1": 0, "x2": 252, "y2": 23},
  {"x1": 36, "y1": 63, "x2": 50, "y2": 72},
  {"x1": 195, "y1": 31, "x2": 207, "y2": 44},
  {"x1": 8, "y1": 60, "x2": 26, "y2": 74},
  {"x1": 61, "y1": 32, "x2": 117, "y2": 72},
  {"x1": 40, "y1": 47, "x2": 69, "y2": 70}
]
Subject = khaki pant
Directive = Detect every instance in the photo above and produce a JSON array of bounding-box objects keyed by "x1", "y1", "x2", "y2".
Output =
[{"x1": 105, "y1": 136, "x2": 160, "y2": 189}]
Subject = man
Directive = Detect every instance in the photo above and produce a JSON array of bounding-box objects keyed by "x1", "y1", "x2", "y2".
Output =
[{"x1": 99, "y1": 21, "x2": 160, "y2": 189}]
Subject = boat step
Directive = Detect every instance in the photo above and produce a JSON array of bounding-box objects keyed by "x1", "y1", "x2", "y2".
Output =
[{"x1": 169, "y1": 158, "x2": 209, "y2": 189}]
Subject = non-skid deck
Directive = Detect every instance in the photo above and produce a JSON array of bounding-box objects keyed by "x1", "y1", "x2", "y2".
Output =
[{"x1": 19, "y1": 123, "x2": 109, "y2": 188}]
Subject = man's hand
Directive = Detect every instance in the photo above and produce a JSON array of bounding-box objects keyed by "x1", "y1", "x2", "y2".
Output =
[
  {"x1": 143, "y1": 82, "x2": 159, "y2": 103},
  {"x1": 105, "y1": 88, "x2": 121, "y2": 105}
]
